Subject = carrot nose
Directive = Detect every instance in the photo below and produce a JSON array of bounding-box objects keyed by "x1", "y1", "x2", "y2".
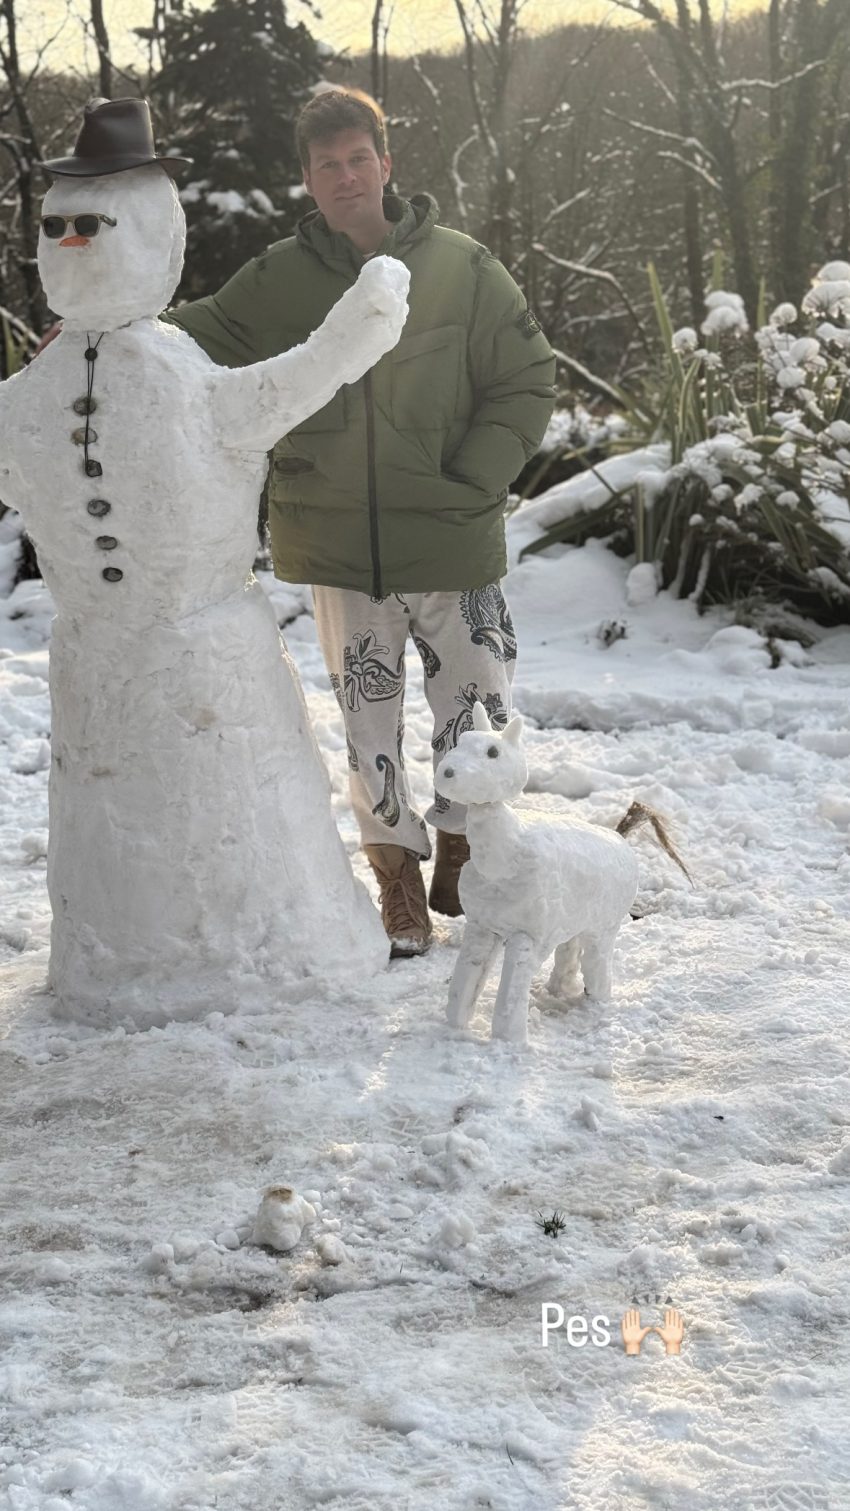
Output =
[{"x1": 59, "y1": 234, "x2": 90, "y2": 247}]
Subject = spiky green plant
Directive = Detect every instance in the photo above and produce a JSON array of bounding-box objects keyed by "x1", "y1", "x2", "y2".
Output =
[
  {"x1": 535, "y1": 1209, "x2": 568, "y2": 1237},
  {"x1": 522, "y1": 261, "x2": 850, "y2": 620}
]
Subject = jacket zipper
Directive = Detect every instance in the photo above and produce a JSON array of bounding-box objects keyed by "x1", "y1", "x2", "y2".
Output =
[{"x1": 364, "y1": 370, "x2": 383, "y2": 598}]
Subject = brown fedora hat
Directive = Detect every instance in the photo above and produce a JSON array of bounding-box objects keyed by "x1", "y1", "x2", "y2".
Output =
[{"x1": 39, "y1": 97, "x2": 193, "y2": 178}]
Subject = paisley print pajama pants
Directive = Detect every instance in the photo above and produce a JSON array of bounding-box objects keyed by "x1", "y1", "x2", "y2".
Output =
[{"x1": 312, "y1": 583, "x2": 517, "y2": 859}]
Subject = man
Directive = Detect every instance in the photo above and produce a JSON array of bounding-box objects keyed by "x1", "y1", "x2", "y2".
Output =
[{"x1": 165, "y1": 87, "x2": 556, "y2": 958}]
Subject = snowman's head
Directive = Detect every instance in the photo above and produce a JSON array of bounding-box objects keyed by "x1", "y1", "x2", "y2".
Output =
[{"x1": 39, "y1": 166, "x2": 185, "y2": 331}]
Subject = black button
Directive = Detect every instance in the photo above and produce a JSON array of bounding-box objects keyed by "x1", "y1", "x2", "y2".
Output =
[
  {"x1": 102, "y1": 567, "x2": 123, "y2": 583},
  {"x1": 87, "y1": 498, "x2": 111, "y2": 517},
  {"x1": 95, "y1": 535, "x2": 118, "y2": 550},
  {"x1": 72, "y1": 426, "x2": 97, "y2": 445},
  {"x1": 84, "y1": 347, "x2": 99, "y2": 361},
  {"x1": 73, "y1": 396, "x2": 96, "y2": 415},
  {"x1": 85, "y1": 460, "x2": 103, "y2": 478}
]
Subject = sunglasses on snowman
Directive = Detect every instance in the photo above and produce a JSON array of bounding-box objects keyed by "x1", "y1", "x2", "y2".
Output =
[{"x1": 40, "y1": 213, "x2": 117, "y2": 239}]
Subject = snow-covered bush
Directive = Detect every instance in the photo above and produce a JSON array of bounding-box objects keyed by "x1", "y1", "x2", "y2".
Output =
[
  {"x1": 513, "y1": 403, "x2": 627, "y2": 505},
  {"x1": 522, "y1": 261, "x2": 850, "y2": 620}
]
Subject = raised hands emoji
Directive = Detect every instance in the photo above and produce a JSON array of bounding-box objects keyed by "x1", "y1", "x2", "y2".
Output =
[
  {"x1": 653, "y1": 1307, "x2": 685, "y2": 1356},
  {"x1": 621, "y1": 1308, "x2": 656, "y2": 1356}
]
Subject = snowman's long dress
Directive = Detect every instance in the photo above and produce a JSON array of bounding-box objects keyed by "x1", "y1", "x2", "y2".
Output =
[{"x1": 0, "y1": 289, "x2": 397, "y2": 1027}]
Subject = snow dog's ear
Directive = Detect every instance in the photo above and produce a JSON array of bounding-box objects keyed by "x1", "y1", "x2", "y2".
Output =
[
  {"x1": 471, "y1": 700, "x2": 491, "y2": 733},
  {"x1": 502, "y1": 714, "x2": 524, "y2": 746}
]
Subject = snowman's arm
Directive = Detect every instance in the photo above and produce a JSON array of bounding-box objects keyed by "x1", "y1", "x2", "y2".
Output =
[{"x1": 211, "y1": 255, "x2": 410, "y2": 451}]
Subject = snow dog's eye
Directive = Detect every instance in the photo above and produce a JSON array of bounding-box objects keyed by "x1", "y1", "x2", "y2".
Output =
[{"x1": 487, "y1": 745, "x2": 499, "y2": 758}]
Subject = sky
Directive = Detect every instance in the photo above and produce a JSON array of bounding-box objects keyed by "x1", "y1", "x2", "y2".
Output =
[{"x1": 22, "y1": 0, "x2": 763, "y2": 74}]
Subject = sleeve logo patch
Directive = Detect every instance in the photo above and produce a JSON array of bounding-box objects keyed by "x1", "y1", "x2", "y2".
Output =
[{"x1": 516, "y1": 308, "x2": 542, "y2": 338}]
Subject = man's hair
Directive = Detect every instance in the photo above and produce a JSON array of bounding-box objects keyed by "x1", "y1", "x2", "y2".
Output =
[{"x1": 296, "y1": 87, "x2": 388, "y2": 170}]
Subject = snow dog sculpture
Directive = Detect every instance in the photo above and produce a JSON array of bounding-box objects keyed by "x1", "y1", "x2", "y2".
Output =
[
  {"x1": 434, "y1": 702, "x2": 689, "y2": 1045},
  {"x1": 0, "y1": 155, "x2": 409, "y2": 1026}
]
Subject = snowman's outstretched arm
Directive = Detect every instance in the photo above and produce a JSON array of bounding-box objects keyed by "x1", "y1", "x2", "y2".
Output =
[{"x1": 211, "y1": 255, "x2": 410, "y2": 451}]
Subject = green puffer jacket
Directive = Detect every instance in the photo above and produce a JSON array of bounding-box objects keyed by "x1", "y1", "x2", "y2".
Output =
[{"x1": 166, "y1": 193, "x2": 556, "y2": 596}]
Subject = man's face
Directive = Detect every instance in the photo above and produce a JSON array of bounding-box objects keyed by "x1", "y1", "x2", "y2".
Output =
[{"x1": 303, "y1": 128, "x2": 391, "y2": 232}]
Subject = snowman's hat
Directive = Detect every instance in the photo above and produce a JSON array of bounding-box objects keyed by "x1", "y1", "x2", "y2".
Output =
[{"x1": 39, "y1": 97, "x2": 192, "y2": 178}]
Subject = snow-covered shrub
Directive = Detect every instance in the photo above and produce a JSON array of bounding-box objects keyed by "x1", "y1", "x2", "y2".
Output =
[
  {"x1": 522, "y1": 262, "x2": 850, "y2": 620},
  {"x1": 513, "y1": 403, "x2": 627, "y2": 505}
]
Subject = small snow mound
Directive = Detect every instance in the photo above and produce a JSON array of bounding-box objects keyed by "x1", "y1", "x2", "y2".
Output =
[
  {"x1": 818, "y1": 791, "x2": 850, "y2": 830},
  {"x1": 316, "y1": 1233, "x2": 349, "y2": 1265},
  {"x1": 704, "y1": 625, "x2": 771, "y2": 675},
  {"x1": 438, "y1": 1212, "x2": 476, "y2": 1248},
  {"x1": 252, "y1": 1185, "x2": 316, "y2": 1251},
  {"x1": 20, "y1": 831, "x2": 48, "y2": 861},
  {"x1": 828, "y1": 1144, "x2": 850, "y2": 1176},
  {"x1": 626, "y1": 561, "x2": 658, "y2": 606},
  {"x1": 40, "y1": 1256, "x2": 71, "y2": 1283},
  {"x1": 215, "y1": 1228, "x2": 241, "y2": 1250},
  {"x1": 43, "y1": 1461, "x2": 97, "y2": 1492},
  {"x1": 142, "y1": 1243, "x2": 174, "y2": 1273}
]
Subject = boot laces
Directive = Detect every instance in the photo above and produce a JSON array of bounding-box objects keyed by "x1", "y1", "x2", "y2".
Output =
[{"x1": 381, "y1": 873, "x2": 427, "y2": 939}]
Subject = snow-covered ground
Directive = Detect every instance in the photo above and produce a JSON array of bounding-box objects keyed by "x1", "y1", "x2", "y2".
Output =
[{"x1": 1, "y1": 522, "x2": 849, "y2": 1511}]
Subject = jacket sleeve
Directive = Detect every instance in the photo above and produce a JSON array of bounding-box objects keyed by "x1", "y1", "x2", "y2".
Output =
[
  {"x1": 161, "y1": 255, "x2": 269, "y2": 368},
  {"x1": 447, "y1": 251, "x2": 556, "y2": 496}
]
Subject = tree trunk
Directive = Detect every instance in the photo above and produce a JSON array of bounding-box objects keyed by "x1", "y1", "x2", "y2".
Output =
[
  {"x1": 674, "y1": 0, "x2": 705, "y2": 327},
  {"x1": 91, "y1": 0, "x2": 113, "y2": 98},
  {"x1": 0, "y1": 0, "x2": 47, "y2": 332}
]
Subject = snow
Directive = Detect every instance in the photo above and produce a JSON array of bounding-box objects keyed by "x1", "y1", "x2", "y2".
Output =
[
  {"x1": 2, "y1": 507, "x2": 850, "y2": 1505},
  {"x1": 517, "y1": 444, "x2": 670, "y2": 530},
  {"x1": 701, "y1": 291, "x2": 748, "y2": 337}
]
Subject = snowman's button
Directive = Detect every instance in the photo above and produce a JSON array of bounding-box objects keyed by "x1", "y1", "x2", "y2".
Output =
[
  {"x1": 72, "y1": 426, "x2": 97, "y2": 445},
  {"x1": 102, "y1": 567, "x2": 123, "y2": 583},
  {"x1": 73, "y1": 396, "x2": 96, "y2": 416},
  {"x1": 86, "y1": 498, "x2": 111, "y2": 517},
  {"x1": 85, "y1": 460, "x2": 103, "y2": 478},
  {"x1": 95, "y1": 535, "x2": 118, "y2": 550}
]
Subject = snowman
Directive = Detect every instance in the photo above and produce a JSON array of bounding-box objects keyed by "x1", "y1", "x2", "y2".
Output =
[{"x1": 0, "y1": 98, "x2": 410, "y2": 1027}]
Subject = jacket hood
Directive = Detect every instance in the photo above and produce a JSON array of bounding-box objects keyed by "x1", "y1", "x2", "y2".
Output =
[{"x1": 296, "y1": 192, "x2": 439, "y2": 275}]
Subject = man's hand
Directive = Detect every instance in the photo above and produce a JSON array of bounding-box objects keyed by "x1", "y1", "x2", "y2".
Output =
[
  {"x1": 34, "y1": 321, "x2": 62, "y2": 357},
  {"x1": 621, "y1": 1308, "x2": 655, "y2": 1356}
]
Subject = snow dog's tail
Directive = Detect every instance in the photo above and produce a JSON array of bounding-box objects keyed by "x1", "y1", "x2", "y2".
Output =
[{"x1": 616, "y1": 800, "x2": 692, "y2": 885}]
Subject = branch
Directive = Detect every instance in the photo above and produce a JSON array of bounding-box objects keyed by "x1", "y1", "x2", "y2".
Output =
[
  {"x1": 656, "y1": 148, "x2": 721, "y2": 192},
  {"x1": 551, "y1": 346, "x2": 631, "y2": 408},
  {"x1": 533, "y1": 243, "x2": 651, "y2": 354},
  {"x1": 536, "y1": 186, "x2": 593, "y2": 233},
  {"x1": 603, "y1": 106, "x2": 720, "y2": 169},
  {"x1": 720, "y1": 59, "x2": 828, "y2": 93}
]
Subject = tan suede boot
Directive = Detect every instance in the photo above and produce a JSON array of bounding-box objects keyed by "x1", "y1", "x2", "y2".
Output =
[
  {"x1": 364, "y1": 844, "x2": 432, "y2": 958},
  {"x1": 427, "y1": 831, "x2": 470, "y2": 918}
]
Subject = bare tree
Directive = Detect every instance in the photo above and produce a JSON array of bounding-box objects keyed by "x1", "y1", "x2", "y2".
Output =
[
  {"x1": 769, "y1": 0, "x2": 850, "y2": 301},
  {"x1": 370, "y1": 0, "x2": 392, "y2": 108},
  {"x1": 90, "y1": 0, "x2": 112, "y2": 98},
  {"x1": 0, "y1": 0, "x2": 48, "y2": 332}
]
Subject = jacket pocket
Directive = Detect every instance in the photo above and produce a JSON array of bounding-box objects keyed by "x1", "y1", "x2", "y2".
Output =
[
  {"x1": 273, "y1": 456, "x2": 314, "y2": 476},
  {"x1": 391, "y1": 324, "x2": 463, "y2": 431}
]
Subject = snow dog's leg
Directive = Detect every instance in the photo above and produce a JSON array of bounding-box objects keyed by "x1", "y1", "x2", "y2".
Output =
[
  {"x1": 579, "y1": 927, "x2": 618, "y2": 1003},
  {"x1": 547, "y1": 937, "x2": 582, "y2": 1000},
  {"x1": 447, "y1": 923, "x2": 501, "y2": 1029},
  {"x1": 491, "y1": 931, "x2": 537, "y2": 1045}
]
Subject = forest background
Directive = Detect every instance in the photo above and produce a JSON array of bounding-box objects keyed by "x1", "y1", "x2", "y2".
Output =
[{"x1": 2, "y1": 0, "x2": 850, "y2": 621}]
